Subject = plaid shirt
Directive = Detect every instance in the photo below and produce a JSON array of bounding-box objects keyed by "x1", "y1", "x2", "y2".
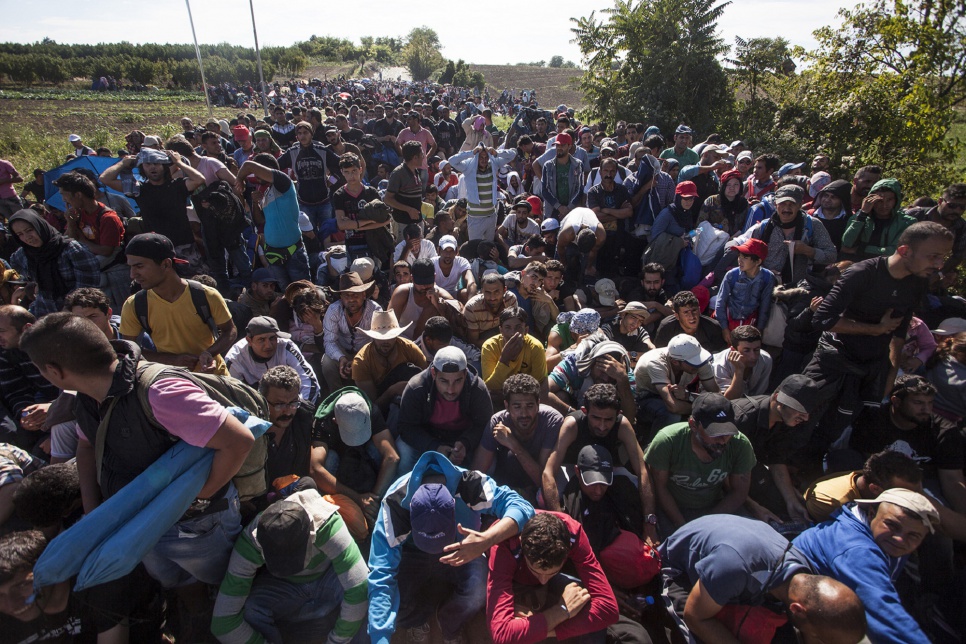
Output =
[
  {"x1": 10, "y1": 240, "x2": 101, "y2": 316},
  {"x1": 322, "y1": 298, "x2": 382, "y2": 361}
]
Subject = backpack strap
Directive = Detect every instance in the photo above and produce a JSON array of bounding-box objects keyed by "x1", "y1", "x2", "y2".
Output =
[
  {"x1": 185, "y1": 280, "x2": 219, "y2": 337},
  {"x1": 93, "y1": 397, "x2": 121, "y2": 485},
  {"x1": 133, "y1": 289, "x2": 151, "y2": 336}
]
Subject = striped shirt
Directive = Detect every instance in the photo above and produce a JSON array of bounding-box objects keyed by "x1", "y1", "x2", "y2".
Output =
[
  {"x1": 212, "y1": 491, "x2": 368, "y2": 644},
  {"x1": 468, "y1": 171, "x2": 495, "y2": 217},
  {"x1": 322, "y1": 299, "x2": 383, "y2": 361}
]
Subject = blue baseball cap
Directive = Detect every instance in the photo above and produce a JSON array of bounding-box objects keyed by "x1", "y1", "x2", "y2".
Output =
[
  {"x1": 777, "y1": 162, "x2": 805, "y2": 177},
  {"x1": 410, "y1": 483, "x2": 457, "y2": 554}
]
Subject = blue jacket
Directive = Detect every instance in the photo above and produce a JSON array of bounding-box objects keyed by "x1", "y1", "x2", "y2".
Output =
[
  {"x1": 793, "y1": 506, "x2": 926, "y2": 644},
  {"x1": 715, "y1": 266, "x2": 776, "y2": 331},
  {"x1": 367, "y1": 451, "x2": 534, "y2": 644},
  {"x1": 449, "y1": 148, "x2": 517, "y2": 207}
]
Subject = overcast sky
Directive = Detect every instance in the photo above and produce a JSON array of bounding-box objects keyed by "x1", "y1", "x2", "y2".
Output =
[{"x1": 0, "y1": 0, "x2": 851, "y2": 66}]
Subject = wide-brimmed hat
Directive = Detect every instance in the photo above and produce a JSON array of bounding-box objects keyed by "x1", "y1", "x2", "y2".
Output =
[
  {"x1": 360, "y1": 310, "x2": 412, "y2": 340},
  {"x1": 335, "y1": 271, "x2": 374, "y2": 293}
]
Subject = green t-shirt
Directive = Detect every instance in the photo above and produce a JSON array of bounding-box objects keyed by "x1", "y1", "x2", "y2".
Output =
[
  {"x1": 643, "y1": 421, "x2": 756, "y2": 510},
  {"x1": 556, "y1": 160, "x2": 571, "y2": 205},
  {"x1": 659, "y1": 147, "x2": 699, "y2": 167}
]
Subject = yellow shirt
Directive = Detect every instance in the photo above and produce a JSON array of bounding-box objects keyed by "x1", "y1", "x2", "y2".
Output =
[
  {"x1": 804, "y1": 471, "x2": 861, "y2": 523},
  {"x1": 481, "y1": 333, "x2": 548, "y2": 392},
  {"x1": 352, "y1": 337, "x2": 427, "y2": 386},
  {"x1": 120, "y1": 282, "x2": 233, "y2": 376}
]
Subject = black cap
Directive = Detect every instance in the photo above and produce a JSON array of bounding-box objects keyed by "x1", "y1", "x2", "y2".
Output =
[
  {"x1": 691, "y1": 393, "x2": 738, "y2": 437},
  {"x1": 411, "y1": 258, "x2": 435, "y2": 285},
  {"x1": 125, "y1": 233, "x2": 188, "y2": 265},
  {"x1": 257, "y1": 500, "x2": 312, "y2": 576},
  {"x1": 776, "y1": 374, "x2": 820, "y2": 415},
  {"x1": 577, "y1": 445, "x2": 614, "y2": 486}
]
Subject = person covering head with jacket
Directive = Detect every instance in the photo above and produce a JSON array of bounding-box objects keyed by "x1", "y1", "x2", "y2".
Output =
[{"x1": 842, "y1": 177, "x2": 916, "y2": 259}]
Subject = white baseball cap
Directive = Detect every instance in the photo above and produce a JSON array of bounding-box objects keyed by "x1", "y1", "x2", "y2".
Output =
[{"x1": 667, "y1": 334, "x2": 711, "y2": 366}]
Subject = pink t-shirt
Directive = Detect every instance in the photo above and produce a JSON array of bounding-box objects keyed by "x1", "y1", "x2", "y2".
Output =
[
  {"x1": 0, "y1": 160, "x2": 18, "y2": 199},
  {"x1": 428, "y1": 398, "x2": 463, "y2": 433},
  {"x1": 76, "y1": 378, "x2": 229, "y2": 447},
  {"x1": 196, "y1": 156, "x2": 228, "y2": 186},
  {"x1": 397, "y1": 128, "x2": 436, "y2": 170}
]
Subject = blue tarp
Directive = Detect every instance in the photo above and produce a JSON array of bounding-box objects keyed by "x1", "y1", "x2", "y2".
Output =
[
  {"x1": 33, "y1": 407, "x2": 270, "y2": 592},
  {"x1": 42, "y1": 156, "x2": 140, "y2": 214}
]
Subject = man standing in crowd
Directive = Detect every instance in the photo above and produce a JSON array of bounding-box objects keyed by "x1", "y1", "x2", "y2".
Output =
[
  {"x1": 278, "y1": 120, "x2": 343, "y2": 230},
  {"x1": 448, "y1": 145, "x2": 517, "y2": 242}
]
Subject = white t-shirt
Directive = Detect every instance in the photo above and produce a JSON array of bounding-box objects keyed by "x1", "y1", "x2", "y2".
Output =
[
  {"x1": 501, "y1": 215, "x2": 541, "y2": 245},
  {"x1": 560, "y1": 207, "x2": 600, "y2": 235},
  {"x1": 393, "y1": 239, "x2": 439, "y2": 263},
  {"x1": 433, "y1": 255, "x2": 472, "y2": 295}
]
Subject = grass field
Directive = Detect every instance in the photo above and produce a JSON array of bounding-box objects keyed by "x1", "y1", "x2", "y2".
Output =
[{"x1": 469, "y1": 64, "x2": 584, "y2": 110}]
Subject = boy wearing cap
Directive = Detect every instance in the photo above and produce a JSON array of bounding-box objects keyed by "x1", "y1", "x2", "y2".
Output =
[
  {"x1": 311, "y1": 387, "x2": 399, "y2": 526},
  {"x1": 714, "y1": 237, "x2": 775, "y2": 345},
  {"x1": 433, "y1": 235, "x2": 477, "y2": 303},
  {"x1": 644, "y1": 393, "x2": 756, "y2": 536},
  {"x1": 731, "y1": 374, "x2": 819, "y2": 523},
  {"x1": 368, "y1": 451, "x2": 534, "y2": 644},
  {"x1": 794, "y1": 489, "x2": 940, "y2": 643},
  {"x1": 225, "y1": 316, "x2": 319, "y2": 403},
  {"x1": 120, "y1": 233, "x2": 237, "y2": 376},
  {"x1": 211, "y1": 481, "x2": 369, "y2": 644}
]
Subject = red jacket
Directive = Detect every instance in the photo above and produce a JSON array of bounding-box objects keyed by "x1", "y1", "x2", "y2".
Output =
[{"x1": 486, "y1": 511, "x2": 619, "y2": 644}]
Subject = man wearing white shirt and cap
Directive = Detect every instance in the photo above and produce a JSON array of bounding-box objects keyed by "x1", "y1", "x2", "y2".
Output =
[
  {"x1": 68, "y1": 133, "x2": 94, "y2": 157},
  {"x1": 433, "y1": 235, "x2": 477, "y2": 303}
]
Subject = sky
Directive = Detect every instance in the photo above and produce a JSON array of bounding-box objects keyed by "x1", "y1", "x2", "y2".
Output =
[{"x1": 0, "y1": 0, "x2": 851, "y2": 67}]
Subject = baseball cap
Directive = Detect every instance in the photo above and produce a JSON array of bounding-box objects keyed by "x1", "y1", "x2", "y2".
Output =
[
  {"x1": 68, "y1": 134, "x2": 82, "y2": 142},
  {"x1": 258, "y1": 499, "x2": 313, "y2": 576},
  {"x1": 855, "y1": 488, "x2": 940, "y2": 534},
  {"x1": 595, "y1": 278, "x2": 618, "y2": 306},
  {"x1": 411, "y1": 258, "x2": 435, "y2": 285},
  {"x1": 349, "y1": 257, "x2": 375, "y2": 282},
  {"x1": 251, "y1": 268, "x2": 279, "y2": 284},
  {"x1": 776, "y1": 374, "x2": 820, "y2": 415},
  {"x1": 540, "y1": 217, "x2": 560, "y2": 232},
  {"x1": 125, "y1": 233, "x2": 188, "y2": 265},
  {"x1": 577, "y1": 444, "x2": 614, "y2": 486},
  {"x1": 777, "y1": 162, "x2": 805, "y2": 177},
  {"x1": 246, "y1": 315, "x2": 291, "y2": 339},
  {"x1": 667, "y1": 334, "x2": 711, "y2": 367},
  {"x1": 691, "y1": 393, "x2": 738, "y2": 437},
  {"x1": 933, "y1": 318, "x2": 966, "y2": 336},
  {"x1": 433, "y1": 346, "x2": 467, "y2": 373},
  {"x1": 736, "y1": 150, "x2": 754, "y2": 162},
  {"x1": 620, "y1": 301, "x2": 650, "y2": 318},
  {"x1": 439, "y1": 235, "x2": 458, "y2": 251},
  {"x1": 333, "y1": 392, "x2": 372, "y2": 447},
  {"x1": 526, "y1": 195, "x2": 544, "y2": 217},
  {"x1": 555, "y1": 133, "x2": 573, "y2": 146},
  {"x1": 734, "y1": 238, "x2": 769, "y2": 262},
  {"x1": 674, "y1": 125, "x2": 693, "y2": 135},
  {"x1": 142, "y1": 135, "x2": 162, "y2": 148},
  {"x1": 774, "y1": 184, "x2": 805, "y2": 205},
  {"x1": 410, "y1": 483, "x2": 458, "y2": 553}
]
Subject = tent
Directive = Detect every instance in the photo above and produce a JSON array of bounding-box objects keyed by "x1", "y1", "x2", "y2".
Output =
[{"x1": 43, "y1": 156, "x2": 140, "y2": 214}]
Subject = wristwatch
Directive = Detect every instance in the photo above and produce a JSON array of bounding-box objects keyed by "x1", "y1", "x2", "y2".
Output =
[
  {"x1": 645, "y1": 514, "x2": 659, "y2": 526},
  {"x1": 189, "y1": 497, "x2": 211, "y2": 513}
]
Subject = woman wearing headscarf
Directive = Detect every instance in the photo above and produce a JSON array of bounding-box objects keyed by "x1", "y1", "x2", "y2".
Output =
[
  {"x1": 7, "y1": 209, "x2": 100, "y2": 315},
  {"x1": 697, "y1": 169, "x2": 749, "y2": 236},
  {"x1": 842, "y1": 177, "x2": 916, "y2": 259}
]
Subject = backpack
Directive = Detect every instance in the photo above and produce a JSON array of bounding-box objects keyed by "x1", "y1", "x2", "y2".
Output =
[
  {"x1": 133, "y1": 280, "x2": 218, "y2": 338},
  {"x1": 95, "y1": 361, "x2": 270, "y2": 501}
]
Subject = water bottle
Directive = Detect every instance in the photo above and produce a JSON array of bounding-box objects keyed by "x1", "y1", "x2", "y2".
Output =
[{"x1": 631, "y1": 594, "x2": 657, "y2": 612}]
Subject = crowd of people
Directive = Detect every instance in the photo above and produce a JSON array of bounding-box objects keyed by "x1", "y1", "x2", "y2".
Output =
[{"x1": 0, "y1": 74, "x2": 965, "y2": 644}]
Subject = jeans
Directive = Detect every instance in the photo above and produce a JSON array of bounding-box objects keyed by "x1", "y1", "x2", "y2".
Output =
[
  {"x1": 141, "y1": 485, "x2": 241, "y2": 588},
  {"x1": 266, "y1": 245, "x2": 311, "y2": 289},
  {"x1": 301, "y1": 201, "x2": 334, "y2": 234},
  {"x1": 396, "y1": 550, "x2": 487, "y2": 639},
  {"x1": 205, "y1": 232, "x2": 253, "y2": 293},
  {"x1": 244, "y1": 566, "x2": 364, "y2": 643}
]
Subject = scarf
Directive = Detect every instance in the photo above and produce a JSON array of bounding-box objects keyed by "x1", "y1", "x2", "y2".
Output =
[
  {"x1": 718, "y1": 174, "x2": 749, "y2": 229},
  {"x1": 8, "y1": 209, "x2": 72, "y2": 298},
  {"x1": 761, "y1": 211, "x2": 805, "y2": 284}
]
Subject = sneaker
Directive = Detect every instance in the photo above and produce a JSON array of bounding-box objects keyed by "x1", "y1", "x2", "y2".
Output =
[{"x1": 406, "y1": 623, "x2": 430, "y2": 644}]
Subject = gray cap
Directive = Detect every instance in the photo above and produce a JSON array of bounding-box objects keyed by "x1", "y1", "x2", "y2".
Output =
[
  {"x1": 774, "y1": 184, "x2": 805, "y2": 204},
  {"x1": 432, "y1": 346, "x2": 467, "y2": 373},
  {"x1": 333, "y1": 391, "x2": 372, "y2": 447},
  {"x1": 247, "y1": 315, "x2": 291, "y2": 339}
]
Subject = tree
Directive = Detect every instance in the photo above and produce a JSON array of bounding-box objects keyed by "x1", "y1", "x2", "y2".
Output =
[
  {"x1": 571, "y1": 0, "x2": 735, "y2": 133},
  {"x1": 549, "y1": 55, "x2": 565, "y2": 68},
  {"x1": 767, "y1": 0, "x2": 966, "y2": 197},
  {"x1": 402, "y1": 27, "x2": 445, "y2": 81},
  {"x1": 439, "y1": 59, "x2": 457, "y2": 84}
]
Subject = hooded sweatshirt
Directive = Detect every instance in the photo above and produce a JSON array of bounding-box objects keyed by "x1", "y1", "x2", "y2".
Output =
[
  {"x1": 842, "y1": 178, "x2": 916, "y2": 259},
  {"x1": 793, "y1": 505, "x2": 927, "y2": 644},
  {"x1": 811, "y1": 179, "x2": 853, "y2": 249}
]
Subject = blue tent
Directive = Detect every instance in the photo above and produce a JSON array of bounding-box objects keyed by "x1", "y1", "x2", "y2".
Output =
[{"x1": 43, "y1": 156, "x2": 140, "y2": 214}]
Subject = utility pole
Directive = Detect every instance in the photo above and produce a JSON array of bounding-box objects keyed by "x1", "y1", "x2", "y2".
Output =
[
  {"x1": 185, "y1": 0, "x2": 213, "y2": 120},
  {"x1": 248, "y1": 0, "x2": 271, "y2": 116}
]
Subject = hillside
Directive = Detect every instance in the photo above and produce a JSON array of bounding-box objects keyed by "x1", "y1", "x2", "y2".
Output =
[{"x1": 470, "y1": 65, "x2": 584, "y2": 109}]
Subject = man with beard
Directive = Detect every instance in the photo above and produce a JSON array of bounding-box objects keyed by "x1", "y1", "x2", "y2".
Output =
[
  {"x1": 237, "y1": 268, "x2": 279, "y2": 319},
  {"x1": 644, "y1": 392, "x2": 756, "y2": 537},
  {"x1": 433, "y1": 235, "x2": 477, "y2": 303},
  {"x1": 587, "y1": 158, "x2": 634, "y2": 276},
  {"x1": 390, "y1": 258, "x2": 461, "y2": 342},
  {"x1": 100, "y1": 149, "x2": 207, "y2": 270},
  {"x1": 848, "y1": 375, "x2": 966, "y2": 514},
  {"x1": 626, "y1": 263, "x2": 673, "y2": 336},
  {"x1": 352, "y1": 310, "x2": 427, "y2": 415},
  {"x1": 449, "y1": 144, "x2": 517, "y2": 242},
  {"x1": 540, "y1": 133, "x2": 584, "y2": 221},
  {"x1": 540, "y1": 383, "x2": 659, "y2": 544},
  {"x1": 480, "y1": 307, "x2": 548, "y2": 404},
  {"x1": 316, "y1": 271, "x2": 382, "y2": 395},
  {"x1": 803, "y1": 222, "x2": 954, "y2": 465},
  {"x1": 472, "y1": 374, "x2": 561, "y2": 499},
  {"x1": 731, "y1": 374, "x2": 820, "y2": 523},
  {"x1": 849, "y1": 165, "x2": 883, "y2": 213},
  {"x1": 257, "y1": 366, "x2": 317, "y2": 484},
  {"x1": 224, "y1": 316, "x2": 319, "y2": 404},
  {"x1": 907, "y1": 182, "x2": 966, "y2": 285},
  {"x1": 464, "y1": 273, "x2": 517, "y2": 348}
]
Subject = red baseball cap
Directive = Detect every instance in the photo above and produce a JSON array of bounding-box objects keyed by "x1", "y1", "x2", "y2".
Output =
[
  {"x1": 734, "y1": 238, "x2": 769, "y2": 261},
  {"x1": 675, "y1": 181, "x2": 699, "y2": 198},
  {"x1": 555, "y1": 132, "x2": 573, "y2": 146},
  {"x1": 526, "y1": 195, "x2": 543, "y2": 216}
]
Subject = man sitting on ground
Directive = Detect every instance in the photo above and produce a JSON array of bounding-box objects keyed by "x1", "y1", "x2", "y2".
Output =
[{"x1": 225, "y1": 316, "x2": 320, "y2": 404}]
